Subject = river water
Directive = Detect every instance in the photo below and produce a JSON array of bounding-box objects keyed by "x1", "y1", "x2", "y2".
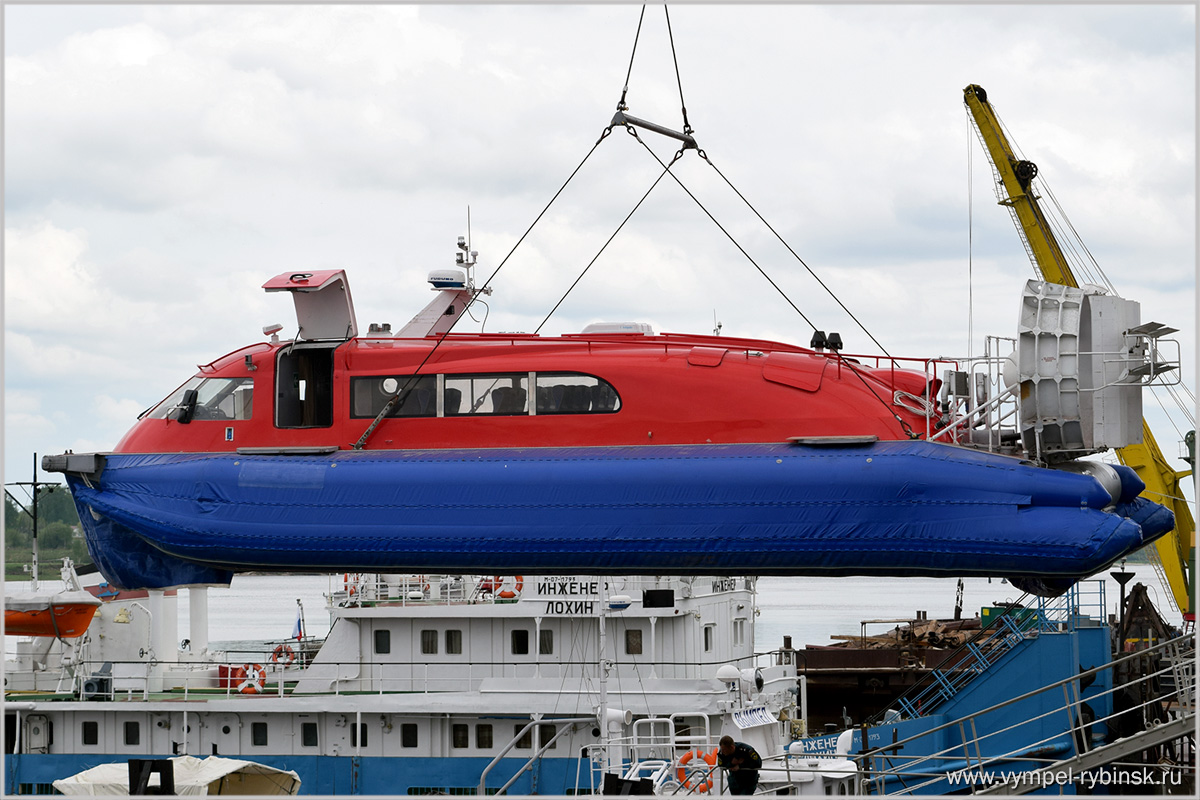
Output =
[{"x1": 6, "y1": 568, "x2": 1173, "y2": 657}]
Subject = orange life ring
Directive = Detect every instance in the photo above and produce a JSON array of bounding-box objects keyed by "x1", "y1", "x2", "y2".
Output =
[
  {"x1": 677, "y1": 748, "x2": 718, "y2": 793},
  {"x1": 497, "y1": 575, "x2": 524, "y2": 599},
  {"x1": 271, "y1": 644, "x2": 296, "y2": 666},
  {"x1": 238, "y1": 663, "x2": 265, "y2": 694}
]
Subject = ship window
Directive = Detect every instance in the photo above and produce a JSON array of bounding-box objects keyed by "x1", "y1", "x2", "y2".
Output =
[
  {"x1": 535, "y1": 374, "x2": 621, "y2": 414},
  {"x1": 251, "y1": 722, "x2": 268, "y2": 746},
  {"x1": 124, "y1": 721, "x2": 140, "y2": 746},
  {"x1": 511, "y1": 629, "x2": 530, "y2": 655},
  {"x1": 350, "y1": 375, "x2": 437, "y2": 419},
  {"x1": 301, "y1": 722, "x2": 318, "y2": 747},
  {"x1": 444, "y1": 374, "x2": 528, "y2": 416},
  {"x1": 703, "y1": 624, "x2": 715, "y2": 653},
  {"x1": 540, "y1": 724, "x2": 557, "y2": 749},
  {"x1": 476, "y1": 724, "x2": 493, "y2": 749},
  {"x1": 421, "y1": 630, "x2": 438, "y2": 655},
  {"x1": 375, "y1": 629, "x2": 391, "y2": 654},
  {"x1": 733, "y1": 619, "x2": 746, "y2": 647},
  {"x1": 146, "y1": 376, "x2": 254, "y2": 422},
  {"x1": 539, "y1": 629, "x2": 553, "y2": 655},
  {"x1": 625, "y1": 629, "x2": 643, "y2": 655},
  {"x1": 452, "y1": 724, "x2": 469, "y2": 749},
  {"x1": 81, "y1": 721, "x2": 99, "y2": 746},
  {"x1": 351, "y1": 723, "x2": 368, "y2": 747},
  {"x1": 446, "y1": 629, "x2": 463, "y2": 654},
  {"x1": 275, "y1": 345, "x2": 335, "y2": 428},
  {"x1": 401, "y1": 723, "x2": 418, "y2": 748},
  {"x1": 514, "y1": 725, "x2": 532, "y2": 749}
]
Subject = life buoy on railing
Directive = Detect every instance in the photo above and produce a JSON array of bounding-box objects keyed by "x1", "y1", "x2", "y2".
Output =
[
  {"x1": 271, "y1": 644, "x2": 296, "y2": 666},
  {"x1": 677, "y1": 748, "x2": 718, "y2": 793},
  {"x1": 238, "y1": 663, "x2": 265, "y2": 694},
  {"x1": 497, "y1": 575, "x2": 524, "y2": 599}
]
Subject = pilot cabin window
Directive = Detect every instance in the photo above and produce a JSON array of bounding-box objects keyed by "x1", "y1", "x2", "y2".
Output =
[{"x1": 276, "y1": 345, "x2": 335, "y2": 428}]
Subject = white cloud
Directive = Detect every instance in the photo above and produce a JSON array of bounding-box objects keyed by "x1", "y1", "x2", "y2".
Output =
[{"x1": 3, "y1": 3, "x2": 1194, "y2": 484}]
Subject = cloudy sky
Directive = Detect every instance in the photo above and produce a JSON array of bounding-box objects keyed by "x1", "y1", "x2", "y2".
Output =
[{"x1": 4, "y1": 3, "x2": 1195, "y2": 488}]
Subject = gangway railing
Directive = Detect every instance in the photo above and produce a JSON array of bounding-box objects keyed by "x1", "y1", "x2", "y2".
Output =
[
  {"x1": 855, "y1": 632, "x2": 1196, "y2": 795},
  {"x1": 881, "y1": 582, "x2": 1105, "y2": 721}
]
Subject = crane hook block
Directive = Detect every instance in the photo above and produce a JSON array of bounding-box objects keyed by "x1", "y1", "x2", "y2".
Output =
[{"x1": 610, "y1": 110, "x2": 698, "y2": 150}]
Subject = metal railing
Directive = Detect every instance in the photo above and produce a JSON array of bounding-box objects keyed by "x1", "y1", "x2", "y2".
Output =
[{"x1": 855, "y1": 632, "x2": 1196, "y2": 795}]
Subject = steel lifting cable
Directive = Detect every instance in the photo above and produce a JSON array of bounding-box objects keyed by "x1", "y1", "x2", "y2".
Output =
[
  {"x1": 352, "y1": 129, "x2": 616, "y2": 450},
  {"x1": 535, "y1": 129, "x2": 683, "y2": 334},
  {"x1": 663, "y1": 6, "x2": 693, "y2": 135},
  {"x1": 698, "y1": 154, "x2": 893, "y2": 359},
  {"x1": 630, "y1": 137, "x2": 920, "y2": 439},
  {"x1": 616, "y1": 6, "x2": 646, "y2": 112}
]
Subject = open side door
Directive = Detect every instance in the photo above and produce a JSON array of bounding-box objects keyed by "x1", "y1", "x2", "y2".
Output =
[{"x1": 263, "y1": 270, "x2": 358, "y2": 341}]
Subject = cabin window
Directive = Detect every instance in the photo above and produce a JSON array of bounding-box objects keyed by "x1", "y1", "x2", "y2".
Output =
[
  {"x1": 732, "y1": 618, "x2": 746, "y2": 647},
  {"x1": 445, "y1": 374, "x2": 529, "y2": 416},
  {"x1": 540, "y1": 724, "x2": 557, "y2": 749},
  {"x1": 703, "y1": 624, "x2": 715, "y2": 653},
  {"x1": 301, "y1": 722, "x2": 318, "y2": 747},
  {"x1": 81, "y1": 721, "x2": 99, "y2": 746},
  {"x1": 535, "y1": 374, "x2": 621, "y2": 414},
  {"x1": 375, "y1": 629, "x2": 391, "y2": 654},
  {"x1": 625, "y1": 629, "x2": 643, "y2": 655},
  {"x1": 452, "y1": 724, "x2": 469, "y2": 749},
  {"x1": 538, "y1": 629, "x2": 554, "y2": 655},
  {"x1": 446, "y1": 629, "x2": 463, "y2": 654},
  {"x1": 476, "y1": 724, "x2": 493, "y2": 749},
  {"x1": 511, "y1": 629, "x2": 530, "y2": 655},
  {"x1": 146, "y1": 376, "x2": 254, "y2": 422},
  {"x1": 421, "y1": 630, "x2": 438, "y2": 655},
  {"x1": 401, "y1": 723, "x2": 418, "y2": 748},
  {"x1": 514, "y1": 725, "x2": 532, "y2": 749},
  {"x1": 251, "y1": 722, "x2": 268, "y2": 746},
  {"x1": 275, "y1": 345, "x2": 335, "y2": 428},
  {"x1": 350, "y1": 375, "x2": 438, "y2": 419},
  {"x1": 124, "y1": 721, "x2": 140, "y2": 746},
  {"x1": 351, "y1": 723, "x2": 368, "y2": 747}
]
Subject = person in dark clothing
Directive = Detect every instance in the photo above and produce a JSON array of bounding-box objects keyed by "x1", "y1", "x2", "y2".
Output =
[{"x1": 717, "y1": 734, "x2": 762, "y2": 795}]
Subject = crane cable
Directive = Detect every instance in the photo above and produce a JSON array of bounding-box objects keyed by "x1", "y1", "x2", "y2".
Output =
[{"x1": 352, "y1": 129, "x2": 614, "y2": 450}]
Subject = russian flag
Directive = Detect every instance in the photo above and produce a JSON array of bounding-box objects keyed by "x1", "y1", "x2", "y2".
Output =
[{"x1": 292, "y1": 609, "x2": 304, "y2": 641}]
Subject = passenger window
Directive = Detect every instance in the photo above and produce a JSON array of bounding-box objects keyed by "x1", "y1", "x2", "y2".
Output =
[
  {"x1": 301, "y1": 722, "x2": 318, "y2": 747},
  {"x1": 81, "y1": 721, "x2": 98, "y2": 746},
  {"x1": 124, "y1": 721, "x2": 140, "y2": 746},
  {"x1": 476, "y1": 724, "x2": 493, "y2": 748},
  {"x1": 251, "y1": 722, "x2": 268, "y2": 746},
  {"x1": 511, "y1": 629, "x2": 530, "y2": 655},
  {"x1": 401, "y1": 723, "x2": 418, "y2": 748},
  {"x1": 444, "y1": 374, "x2": 528, "y2": 416},
  {"x1": 446, "y1": 629, "x2": 463, "y2": 654},
  {"x1": 350, "y1": 375, "x2": 437, "y2": 419},
  {"x1": 534, "y1": 374, "x2": 620, "y2": 414}
]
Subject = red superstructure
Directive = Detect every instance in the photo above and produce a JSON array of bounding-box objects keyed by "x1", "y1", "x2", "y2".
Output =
[{"x1": 115, "y1": 328, "x2": 938, "y2": 456}]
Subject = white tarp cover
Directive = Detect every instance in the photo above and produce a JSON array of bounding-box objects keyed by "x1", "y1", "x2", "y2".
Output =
[{"x1": 52, "y1": 755, "x2": 301, "y2": 796}]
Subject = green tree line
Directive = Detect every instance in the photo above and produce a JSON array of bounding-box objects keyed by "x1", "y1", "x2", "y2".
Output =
[{"x1": 5, "y1": 484, "x2": 88, "y2": 572}]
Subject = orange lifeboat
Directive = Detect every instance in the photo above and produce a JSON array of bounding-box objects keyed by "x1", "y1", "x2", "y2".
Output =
[{"x1": 4, "y1": 590, "x2": 102, "y2": 638}]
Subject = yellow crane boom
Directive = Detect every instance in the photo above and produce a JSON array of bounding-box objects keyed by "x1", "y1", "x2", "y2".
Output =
[{"x1": 963, "y1": 84, "x2": 1194, "y2": 621}]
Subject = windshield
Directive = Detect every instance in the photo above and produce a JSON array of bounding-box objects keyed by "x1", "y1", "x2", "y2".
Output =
[{"x1": 145, "y1": 376, "x2": 254, "y2": 421}]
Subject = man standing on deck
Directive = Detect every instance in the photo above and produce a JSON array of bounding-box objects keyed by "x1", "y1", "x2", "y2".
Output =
[{"x1": 718, "y1": 735, "x2": 762, "y2": 795}]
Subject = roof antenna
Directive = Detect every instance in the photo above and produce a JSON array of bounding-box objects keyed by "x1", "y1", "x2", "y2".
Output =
[{"x1": 712, "y1": 310, "x2": 722, "y2": 337}]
